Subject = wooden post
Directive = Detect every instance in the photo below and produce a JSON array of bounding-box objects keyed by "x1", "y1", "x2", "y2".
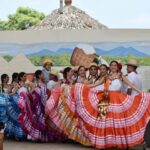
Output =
[{"x1": 0, "y1": 130, "x2": 4, "y2": 150}]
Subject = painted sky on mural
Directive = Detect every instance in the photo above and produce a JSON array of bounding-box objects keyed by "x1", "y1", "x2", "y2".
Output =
[
  {"x1": 0, "y1": 0, "x2": 150, "y2": 28},
  {"x1": 0, "y1": 42, "x2": 150, "y2": 56}
]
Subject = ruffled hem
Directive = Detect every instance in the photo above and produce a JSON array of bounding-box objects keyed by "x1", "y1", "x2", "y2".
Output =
[
  {"x1": 46, "y1": 83, "x2": 150, "y2": 149},
  {"x1": 73, "y1": 83, "x2": 150, "y2": 148},
  {"x1": 18, "y1": 90, "x2": 65, "y2": 142},
  {"x1": 3, "y1": 94, "x2": 25, "y2": 138},
  {"x1": 46, "y1": 85, "x2": 91, "y2": 146}
]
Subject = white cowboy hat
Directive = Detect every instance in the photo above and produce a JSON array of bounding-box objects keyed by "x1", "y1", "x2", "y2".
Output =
[
  {"x1": 125, "y1": 59, "x2": 138, "y2": 67},
  {"x1": 72, "y1": 66, "x2": 79, "y2": 72},
  {"x1": 58, "y1": 73, "x2": 64, "y2": 80},
  {"x1": 50, "y1": 69, "x2": 59, "y2": 77}
]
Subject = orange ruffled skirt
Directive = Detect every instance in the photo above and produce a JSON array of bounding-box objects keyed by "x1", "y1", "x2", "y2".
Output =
[{"x1": 46, "y1": 83, "x2": 150, "y2": 149}]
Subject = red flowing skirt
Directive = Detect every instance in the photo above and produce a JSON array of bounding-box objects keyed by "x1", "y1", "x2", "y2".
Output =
[{"x1": 46, "y1": 83, "x2": 150, "y2": 148}]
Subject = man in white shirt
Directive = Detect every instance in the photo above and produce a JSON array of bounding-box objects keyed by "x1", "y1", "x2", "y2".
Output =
[
  {"x1": 47, "y1": 69, "x2": 64, "y2": 91},
  {"x1": 124, "y1": 59, "x2": 142, "y2": 96}
]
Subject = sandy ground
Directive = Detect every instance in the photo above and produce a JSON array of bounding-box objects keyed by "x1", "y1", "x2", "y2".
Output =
[{"x1": 3, "y1": 139, "x2": 145, "y2": 150}]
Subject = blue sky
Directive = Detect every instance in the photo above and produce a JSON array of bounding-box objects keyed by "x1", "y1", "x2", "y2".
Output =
[{"x1": 0, "y1": 0, "x2": 150, "y2": 28}]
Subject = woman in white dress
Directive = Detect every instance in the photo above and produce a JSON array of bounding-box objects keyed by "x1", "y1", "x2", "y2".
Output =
[{"x1": 93, "y1": 64, "x2": 109, "y2": 92}]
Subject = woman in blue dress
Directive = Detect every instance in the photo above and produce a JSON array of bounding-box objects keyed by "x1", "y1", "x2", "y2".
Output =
[
  {"x1": 0, "y1": 92, "x2": 7, "y2": 150},
  {"x1": 1, "y1": 73, "x2": 26, "y2": 140}
]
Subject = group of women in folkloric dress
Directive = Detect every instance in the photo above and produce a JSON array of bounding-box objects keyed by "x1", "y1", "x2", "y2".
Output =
[{"x1": 0, "y1": 58, "x2": 150, "y2": 150}]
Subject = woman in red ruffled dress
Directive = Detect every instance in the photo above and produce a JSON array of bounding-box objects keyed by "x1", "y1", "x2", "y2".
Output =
[{"x1": 46, "y1": 61, "x2": 150, "y2": 149}]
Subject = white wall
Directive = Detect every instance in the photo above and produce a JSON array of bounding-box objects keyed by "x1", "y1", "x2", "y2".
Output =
[{"x1": 0, "y1": 30, "x2": 150, "y2": 43}]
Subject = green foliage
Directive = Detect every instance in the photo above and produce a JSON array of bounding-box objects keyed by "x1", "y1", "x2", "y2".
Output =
[
  {"x1": 29, "y1": 54, "x2": 150, "y2": 66},
  {"x1": 103, "y1": 55, "x2": 150, "y2": 66},
  {"x1": 28, "y1": 54, "x2": 72, "y2": 66},
  {"x1": 3, "y1": 55, "x2": 13, "y2": 62},
  {"x1": 0, "y1": 20, "x2": 7, "y2": 30},
  {"x1": 0, "y1": 7, "x2": 45, "y2": 30},
  {"x1": 2, "y1": 54, "x2": 150, "y2": 66}
]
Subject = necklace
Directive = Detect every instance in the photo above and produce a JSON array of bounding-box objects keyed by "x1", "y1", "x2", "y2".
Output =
[{"x1": 78, "y1": 77, "x2": 86, "y2": 83}]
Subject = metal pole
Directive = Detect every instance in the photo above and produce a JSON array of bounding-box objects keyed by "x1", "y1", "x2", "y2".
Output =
[{"x1": 59, "y1": 0, "x2": 63, "y2": 14}]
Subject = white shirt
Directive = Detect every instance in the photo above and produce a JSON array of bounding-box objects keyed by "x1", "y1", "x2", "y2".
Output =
[
  {"x1": 93, "y1": 79, "x2": 122, "y2": 92},
  {"x1": 93, "y1": 84, "x2": 104, "y2": 92},
  {"x1": 122, "y1": 72, "x2": 142, "y2": 96},
  {"x1": 109, "y1": 79, "x2": 122, "y2": 91},
  {"x1": 42, "y1": 68, "x2": 50, "y2": 83}
]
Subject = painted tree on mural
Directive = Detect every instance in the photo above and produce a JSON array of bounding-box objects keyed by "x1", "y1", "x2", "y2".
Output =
[
  {"x1": 0, "y1": 7, "x2": 45, "y2": 30},
  {"x1": 2, "y1": 54, "x2": 150, "y2": 66}
]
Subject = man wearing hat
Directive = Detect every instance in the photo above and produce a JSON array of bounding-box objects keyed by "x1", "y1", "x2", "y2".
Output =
[
  {"x1": 124, "y1": 59, "x2": 142, "y2": 96},
  {"x1": 42, "y1": 58, "x2": 53, "y2": 83},
  {"x1": 47, "y1": 69, "x2": 58, "y2": 91}
]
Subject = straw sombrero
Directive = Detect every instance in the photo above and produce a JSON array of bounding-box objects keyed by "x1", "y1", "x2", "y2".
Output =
[
  {"x1": 50, "y1": 69, "x2": 58, "y2": 77},
  {"x1": 43, "y1": 58, "x2": 53, "y2": 66},
  {"x1": 125, "y1": 59, "x2": 138, "y2": 67}
]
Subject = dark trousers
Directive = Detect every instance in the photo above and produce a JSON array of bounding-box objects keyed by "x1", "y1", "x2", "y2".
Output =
[{"x1": 144, "y1": 120, "x2": 150, "y2": 148}]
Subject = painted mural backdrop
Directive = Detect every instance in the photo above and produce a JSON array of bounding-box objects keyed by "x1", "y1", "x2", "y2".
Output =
[
  {"x1": 0, "y1": 41, "x2": 150, "y2": 91},
  {"x1": 0, "y1": 41, "x2": 150, "y2": 66}
]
